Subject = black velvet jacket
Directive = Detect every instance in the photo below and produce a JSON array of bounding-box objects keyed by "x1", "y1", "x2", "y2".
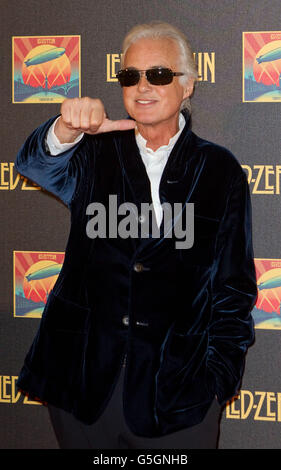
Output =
[{"x1": 15, "y1": 110, "x2": 257, "y2": 437}]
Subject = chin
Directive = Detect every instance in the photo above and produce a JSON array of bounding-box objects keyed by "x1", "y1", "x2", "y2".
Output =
[
  {"x1": 126, "y1": 105, "x2": 159, "y2": 123},
  {"x1": 130, "y1": 111, "x2": 161, "y2": 126},
  {"x1": 135, "y1": 117, "x2": 157, "y2": 126}
]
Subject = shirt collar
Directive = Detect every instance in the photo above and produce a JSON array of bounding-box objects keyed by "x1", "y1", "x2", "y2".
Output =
[{"x1": 135, "y1": 112, "x2": 185, "y2": 155}]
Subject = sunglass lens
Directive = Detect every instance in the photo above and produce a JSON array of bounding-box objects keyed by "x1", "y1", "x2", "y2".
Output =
[
  {"x1": 117, "y1": 68, "x2": 174, "y2": 86},
  {"x1": 117, "y1": 69, "x2": 139, "y2": 87},
  {"x1": 147, "y1": 68, "x2": 173, "y2": 85}
]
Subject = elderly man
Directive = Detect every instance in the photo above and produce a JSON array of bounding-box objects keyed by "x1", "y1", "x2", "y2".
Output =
[{"x1": 16, "y1": 22, "x2": 257, "y2": 449}]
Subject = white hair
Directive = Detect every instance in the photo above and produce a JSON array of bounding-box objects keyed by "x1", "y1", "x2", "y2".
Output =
[{"x1": 121, "y1": 21, "x2": 199, "y2": 113}]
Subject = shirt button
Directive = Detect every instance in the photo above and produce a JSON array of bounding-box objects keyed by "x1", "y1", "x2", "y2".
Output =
[
  {"x1": 134, "y1": 262, "x2": 144, "y2": 272},
  {"x1": 122, "y1": 315, "x2": 129, "y2": 326}
]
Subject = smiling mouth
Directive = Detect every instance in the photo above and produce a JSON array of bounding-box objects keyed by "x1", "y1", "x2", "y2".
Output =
[{"x1": 136, "y1": 99, "x2": 157, "y2": 104}]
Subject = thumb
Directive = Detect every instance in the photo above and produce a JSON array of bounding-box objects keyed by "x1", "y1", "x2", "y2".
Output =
[{"x1": 97, "y1": 118, "x2": 136, "y2": 133}]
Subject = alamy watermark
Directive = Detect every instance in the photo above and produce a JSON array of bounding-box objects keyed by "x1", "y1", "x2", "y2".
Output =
[{"x1": 86, "y1": 195, "x2": 194, "y2": 249}]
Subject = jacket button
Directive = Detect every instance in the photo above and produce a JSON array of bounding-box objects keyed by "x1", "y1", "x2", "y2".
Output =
[
  {"x1": 122, "y1": 315, "x2": 129, "y2": 326},
  {"x1": 134, "y1": 262, "x2": 144, "y2": 272}
]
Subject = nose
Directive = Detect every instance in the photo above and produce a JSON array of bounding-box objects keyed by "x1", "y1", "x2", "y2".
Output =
[{"x1": 137, "y1": 71, "x2": 152, "y2": 91}]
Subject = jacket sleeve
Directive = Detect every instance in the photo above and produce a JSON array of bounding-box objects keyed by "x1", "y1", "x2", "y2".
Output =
[
  {"x1": 207, "y1": 170, "x2": 258, "y2": 406},
  {"x1": 15, "y1": 115, "x2": 88, "y2": 208}
]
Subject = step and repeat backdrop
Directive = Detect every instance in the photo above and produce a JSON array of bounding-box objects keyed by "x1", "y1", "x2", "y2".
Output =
[{"x1": 1, "y1": 0, "x2": 280, "y2": 449}]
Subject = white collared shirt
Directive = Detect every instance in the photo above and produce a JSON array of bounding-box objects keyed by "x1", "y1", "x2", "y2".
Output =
[
  {"x1": 134, "y1": 113, "x2": 185, "y2": 226},
  {"x1": 46, "y1": 113, "x2": 185, "y2": 227}
]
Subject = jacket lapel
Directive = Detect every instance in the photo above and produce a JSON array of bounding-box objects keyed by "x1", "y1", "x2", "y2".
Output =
[{"x1": 115, "y1": 110, "x2": 194, "y2": 254}]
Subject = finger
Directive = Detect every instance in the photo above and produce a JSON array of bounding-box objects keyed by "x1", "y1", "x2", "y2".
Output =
[
  {"x1": 71, "y1": 99, "x2": 82, "y2": 129},
  {"x1": 96, "y1": 118, "x2": 136, "y2": 134},
  {"x1": 60, "y1": 100, "x2": 71, "y2": 126},
  {"x1": 80, "y1": 98, "x2": 104, "y2": 131},
  {"x1": 88, "y1": 106, "x2": 105, "y2": 133},
  {"x1": 80, "y1": 101, "x2": 92, "y2": 131}
]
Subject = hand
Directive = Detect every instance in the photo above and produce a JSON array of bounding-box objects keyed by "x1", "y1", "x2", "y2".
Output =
[{"x1": 54, "y1": 97, "x2": 136, "y2": 143}]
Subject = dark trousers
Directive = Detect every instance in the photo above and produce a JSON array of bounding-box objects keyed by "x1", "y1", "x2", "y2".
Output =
[{"x1": 48, "y1": 364, "x2": 222, "y2": 449}]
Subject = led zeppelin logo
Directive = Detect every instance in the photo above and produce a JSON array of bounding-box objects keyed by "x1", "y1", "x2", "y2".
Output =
[
  {"x1": 4, "y1": 161, "x2": 281, "y2": 194},
  {"x1": 12, "y1": 35, "x2": 81, "y2": 103},
  {"x1": 106, "y1": 52, "x2": 216, "y2": 83},
  {"x1": 1, "y1": 162, "x2": 40, "y2": 190},
  {"x1": 226, "y1": 390, "x2": 281, "y2": 422},
  {"x1": 13, "y1": 251, "x2": 64, "y2": 318},
  {"x1": 0, "y1": 374, "x2": 43, "y2": 405},
  {"x1": 243, "y1": 31, "x2": 281, "y2": 102},
  {"x1": 252, "y1": 258, "x2": 281, "y2": 330},
  {"x1": 242, "y1": 164, "x2": 281, "y2": 194}
]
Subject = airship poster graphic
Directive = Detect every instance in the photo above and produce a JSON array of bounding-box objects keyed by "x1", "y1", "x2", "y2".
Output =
[
  {"x1": 12, "y1": 35, "x2": 81, "y2": 103},
  {"x1": 243, "y1": 31, "x2": 281, "y2": 102},
  {"x1": 252, "y1": 258, "x2": 281, "y2": 330},
  {"x1": 13, "y1": 251, "x2": 65, "y2": 318}
]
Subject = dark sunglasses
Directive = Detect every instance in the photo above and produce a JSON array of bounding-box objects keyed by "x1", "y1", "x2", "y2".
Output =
[{"x1": 116, "y1": 67, "x2": 185, "y2": 87}]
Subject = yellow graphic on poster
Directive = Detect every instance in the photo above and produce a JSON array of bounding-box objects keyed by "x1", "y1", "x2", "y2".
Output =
[
  {"x1": 12, "y1": 35, "x2": 81, "y2": 103},
  {"x1": 13, "y1": 251, "x2": 64, "y2": 318}
]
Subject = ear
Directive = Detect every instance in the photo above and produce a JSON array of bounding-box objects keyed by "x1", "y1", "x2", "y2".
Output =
[{"x1": 182, "y1": 78, "x2": 195, "y2": 100}]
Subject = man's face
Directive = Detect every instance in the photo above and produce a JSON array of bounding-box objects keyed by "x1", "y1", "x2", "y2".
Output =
[{"x1": 122, "y1": 37, "x2": 192, "y2": 129}]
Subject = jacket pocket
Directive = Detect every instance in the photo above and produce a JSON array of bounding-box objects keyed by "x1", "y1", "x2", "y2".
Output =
[
  {"x1": 179, "y1": 215, "x2": 220, "y2": 267},
  {"x1": 42, "y1": 291, "x2": 90, "y2": 332},
  {"x1": 24, "y1": 291, "x2": 91, "y2": 389},
  {"x1": 156, "y1": 330, "x2": 216, "y2": 413}
]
